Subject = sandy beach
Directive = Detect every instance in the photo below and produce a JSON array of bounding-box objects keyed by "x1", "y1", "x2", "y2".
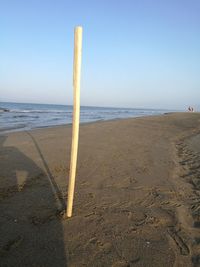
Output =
[{"x1": 1, "y1": 112, "x2": 200, "y2": 267}]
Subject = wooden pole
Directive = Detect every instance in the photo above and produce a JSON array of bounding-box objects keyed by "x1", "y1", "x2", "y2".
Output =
[{"x1": 67, "y1": 26, "x2": 83, "y2": 217}]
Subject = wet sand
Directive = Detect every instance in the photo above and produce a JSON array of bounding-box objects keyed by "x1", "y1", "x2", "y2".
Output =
[{"x1": 0, "y1": 112, "x2": 200, "y2": 267}]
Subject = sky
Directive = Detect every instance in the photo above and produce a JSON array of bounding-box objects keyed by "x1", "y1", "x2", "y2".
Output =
[{"x1": 1, "y1": 0, "x2": 200, "y2": 110}]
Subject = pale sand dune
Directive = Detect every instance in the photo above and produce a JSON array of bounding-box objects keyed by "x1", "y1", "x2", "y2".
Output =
[{"x1": 0, "y1": 112, "x2": 200, "y2": 266}]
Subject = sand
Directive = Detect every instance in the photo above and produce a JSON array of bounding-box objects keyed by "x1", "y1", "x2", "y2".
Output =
[{"x1": 0, "y1": 112, "x2": 200, "y2": 267}]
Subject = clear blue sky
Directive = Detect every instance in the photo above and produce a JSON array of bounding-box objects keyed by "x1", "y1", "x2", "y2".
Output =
[{"x1": 1, "y1": 0, "x2": 200, "y2": 109}]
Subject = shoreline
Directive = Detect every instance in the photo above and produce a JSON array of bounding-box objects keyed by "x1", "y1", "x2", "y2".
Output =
[
  {"x1": 0, "y1": 112, "x2": 180, "y2": 135},
  {"x1": 0, "y1": 102, "x2": 176, "y2": 135},
  {"x1": 1, "y1": 112, "x2": 200, "y2": 266}
]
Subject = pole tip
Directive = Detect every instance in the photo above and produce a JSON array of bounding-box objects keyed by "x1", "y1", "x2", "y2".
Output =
[{"x1": 75, "y1": 26, "x2": 83, "y2": 31}]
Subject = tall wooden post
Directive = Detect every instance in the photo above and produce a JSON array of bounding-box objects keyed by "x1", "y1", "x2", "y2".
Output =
[{"x1": 67, "y1": 26, "x2": 83, "y2": 217}]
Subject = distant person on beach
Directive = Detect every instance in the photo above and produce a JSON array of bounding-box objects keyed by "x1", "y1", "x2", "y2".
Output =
[{"x1": 188, "y1": 106, "x2": 194, "y2": 112}]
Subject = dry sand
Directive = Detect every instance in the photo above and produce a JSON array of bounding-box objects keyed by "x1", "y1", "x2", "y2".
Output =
[{"x1": 0, "y1": 112, "x2": 200, "y2": 267}]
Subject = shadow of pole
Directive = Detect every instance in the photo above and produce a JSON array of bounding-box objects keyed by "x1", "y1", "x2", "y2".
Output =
[
  {"x1": 26, "y1": 131, "x2": 66, "y2": 211},
  {"x1": 0, "y1": 134, "x2": 68, "y2": 266}
]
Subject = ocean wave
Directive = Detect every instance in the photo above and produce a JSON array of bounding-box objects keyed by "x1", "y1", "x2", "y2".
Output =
[
  {"x1": 9, "y1": 109, "x2": 69, "y2": 114},
  {"x1": 13, "y1": 115, "x2": 40, "y2": 118},
  {"x1": 0, "y1": 102, "x2": 172, "y2": 134}
]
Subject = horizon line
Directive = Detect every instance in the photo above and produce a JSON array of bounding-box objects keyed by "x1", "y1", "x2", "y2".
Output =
[{"x1": 0, "y1": 100, "x2": 178, "y2": 111}]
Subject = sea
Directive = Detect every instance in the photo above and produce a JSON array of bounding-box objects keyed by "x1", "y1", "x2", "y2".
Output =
[{"x1": 0, "y1": 102, "x2": 174, "y2": 134}]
